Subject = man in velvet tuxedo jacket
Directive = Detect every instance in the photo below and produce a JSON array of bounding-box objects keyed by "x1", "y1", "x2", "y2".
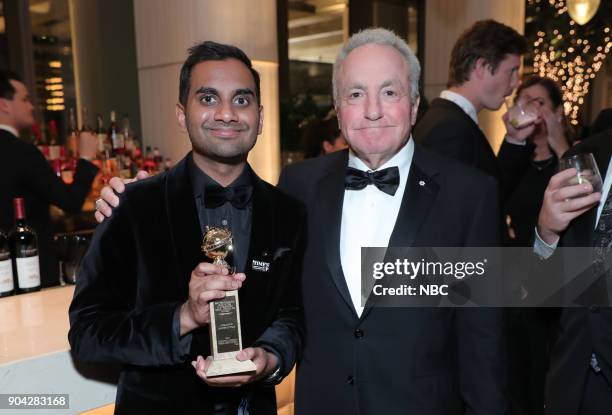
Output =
[
  {"x1": 0, "y1": 71, "x2": 99, "y2": 287},
  {"x1": 278, "y1": 28, "x2": 507, "y2": 415},
  {"x1": 69, "y1": 42, "x2": 305, "y2": 414},
  {"x1": 414, "y1": 20, "x2": 528, "y2": 193},
  {"x1": 535, "y1": 130, "x2": 612, "y2": 415}
]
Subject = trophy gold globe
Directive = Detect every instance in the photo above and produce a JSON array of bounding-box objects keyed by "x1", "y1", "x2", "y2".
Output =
[
  {"x1": 202, "y1": 226, "x2": 235, "y2": 273},
  {"x1": 201, "y1": 226, "x2": 256, "y2": 377}
]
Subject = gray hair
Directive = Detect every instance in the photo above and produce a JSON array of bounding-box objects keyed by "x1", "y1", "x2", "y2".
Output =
[{"x1": 332, "y1": 27, "x2": 421, "y2": 105}]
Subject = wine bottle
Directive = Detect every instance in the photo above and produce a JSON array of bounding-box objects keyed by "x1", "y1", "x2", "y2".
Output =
[
  {"x1": 10, "y1": 198, "x2": 41, "y2": 293},
  {"x1": 0, "y1": 229, "x2": 14, "y2": 297}
]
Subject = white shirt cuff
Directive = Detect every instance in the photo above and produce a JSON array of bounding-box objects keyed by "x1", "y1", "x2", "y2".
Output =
[
  {"x1": 533, "y1": 227, "x2": 559, "y2": 259},
  {"x1": 504, "y1": 135, "x2": 527, "y2": 146}
]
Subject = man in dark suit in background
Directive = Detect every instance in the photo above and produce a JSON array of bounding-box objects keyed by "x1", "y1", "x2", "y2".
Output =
[
  {"x1": 0, "y1": 71, "x2": 99, "y2": 287},
  {"x1": 279, "y1": 28, "x2": 506, "y2": 415},
  {"x1": 535, "y1": 130, "x2": 612, "y2": 415},
  {"x1": 414, "y1": 19, "x2": 528, "y2": 191},
  {"x1": 69, "y1": 41, "x2": 305, "y2": 414}
]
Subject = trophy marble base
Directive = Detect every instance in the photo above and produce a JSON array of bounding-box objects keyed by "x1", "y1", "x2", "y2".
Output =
[{"x1": 205, "y1": 356, "x2": 257, "y2": 377}]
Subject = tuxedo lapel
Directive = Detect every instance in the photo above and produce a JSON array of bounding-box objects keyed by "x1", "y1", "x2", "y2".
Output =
[
  {"x1": 165, "y1": 156, "x2": 207, "y2": 298},
  {"x1": 361, "y1": 145, "x2": 440, "y2": 319},
  {"x1": 240, "y1": 173, "x2": 276, "y2": 306},
  {"x1": 388, "y1": 147, "x2": 440, "y2": 248},
  {"x1": 316, "y1": 152, "x2": 358, "y2": 317}
]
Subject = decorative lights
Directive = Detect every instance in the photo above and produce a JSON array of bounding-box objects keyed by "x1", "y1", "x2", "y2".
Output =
[{"x1": 529, "y1": 0, "x2": 611, "y2": 125}]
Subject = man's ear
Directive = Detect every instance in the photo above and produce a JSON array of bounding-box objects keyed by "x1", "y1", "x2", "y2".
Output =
[
  {"x1": 0, "y1": 97, "x2": 11, "y2": 115},
  {"x1": 258, "y1": 105, "x2": 264, "y2": 135},
  {"x1": 175, "y1": 102, "x2": 187, "y2": 132},
  {"x1": 411, "y1": 95, "x2": 421, "y2": 126},
  {"x1": 473, "y1": 57, "x2": 489, "y2": 80}
]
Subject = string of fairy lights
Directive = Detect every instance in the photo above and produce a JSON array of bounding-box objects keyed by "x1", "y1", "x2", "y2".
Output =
[{"x1": 530, "y1": 0, "x2": 611, "y2": 125}]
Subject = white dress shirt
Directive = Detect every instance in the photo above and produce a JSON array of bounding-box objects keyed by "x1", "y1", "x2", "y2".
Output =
[
  {"x1": 535, "y1": 156, "x2": 612, "y2": 258},
  {"x1": 0, "y1": 124, "x2": 19, "y2": 137},
  {"x1": 440, "y1": 90, "x2": 478, "y2": 125},
  {"x1": 340, "y1": 138, "x2": 414, "y2": 316}
]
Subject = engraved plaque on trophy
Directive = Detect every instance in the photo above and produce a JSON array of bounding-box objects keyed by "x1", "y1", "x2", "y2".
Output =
[{"x1": 201, "y1": 226, "x2": 256, "y2": 377}]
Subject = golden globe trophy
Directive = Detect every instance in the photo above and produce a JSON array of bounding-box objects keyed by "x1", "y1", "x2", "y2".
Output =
[{"x1": 201, "y1": 226, "x2": 256, "y2": 377}]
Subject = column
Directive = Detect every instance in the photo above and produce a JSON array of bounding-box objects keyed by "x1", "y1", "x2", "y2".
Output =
[{"x1": 132, "y1": 0, "x2": 280, "y2": 183}]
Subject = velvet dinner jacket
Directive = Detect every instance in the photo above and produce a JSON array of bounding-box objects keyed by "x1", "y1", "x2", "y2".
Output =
[
  {"x1": 278, "y1": 145, "x2": 507, "y2": 415},
  {"x1": 68, "y1": 155, "x2": 305, "y2": 415}
]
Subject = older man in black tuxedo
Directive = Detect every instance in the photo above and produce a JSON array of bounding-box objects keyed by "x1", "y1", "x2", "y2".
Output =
[{"x1": 279, "y1": 28, "x2": 506, "y2": 415}]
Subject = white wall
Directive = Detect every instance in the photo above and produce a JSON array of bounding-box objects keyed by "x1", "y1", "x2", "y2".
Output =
[{"x1": 132, "y1": 0, "x2": 280, "y2": 183}]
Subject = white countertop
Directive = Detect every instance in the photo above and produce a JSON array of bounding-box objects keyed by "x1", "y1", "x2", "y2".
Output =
[{"x1": 0, "y1": 286, "x2": 74, "y2": 366}]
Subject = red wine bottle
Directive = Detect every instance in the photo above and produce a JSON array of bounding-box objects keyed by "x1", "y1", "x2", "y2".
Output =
[
  {"x1": 10, "y1": 198, "x2": 41, "y2": 293},
  {"x1": 0, "y1": 229, "x2": 14, "y2": 297}
]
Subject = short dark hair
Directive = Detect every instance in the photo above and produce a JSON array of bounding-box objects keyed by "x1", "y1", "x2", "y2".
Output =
[
  {"x1": 0, "y1": 70, "x2": 22, "y2": 100},
  {"x1": 516, "y1": 75, "x2": 564, "y2": 109},
  {"x1": 178, "y1": 41, "x2": 261, "y2": 106},
  {"x1": 447, "y1": 20, "x2": 527, "y2": 88}
]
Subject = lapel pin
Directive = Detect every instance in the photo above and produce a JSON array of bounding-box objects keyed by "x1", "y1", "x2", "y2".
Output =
[
  {"x1": 252, "y1": 259, "x2": 270, "y2": 272},
  {"x1": 418, "y1": 180, "x2": 426, "y2": 187}
]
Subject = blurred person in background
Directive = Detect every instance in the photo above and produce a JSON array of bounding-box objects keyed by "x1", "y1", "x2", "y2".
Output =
[
  {"x1": 0, "y1": 70, "x2": 99, "y2": 287},
  {"x1": 498, "y1": 75, "x2": 573, "y2": 415},
  {"x1": 302, "y1": 114, "x2": 348, "y2": 159},
  {"x1": 415, "y1": 19, "x2": 528, "y2": 192}
]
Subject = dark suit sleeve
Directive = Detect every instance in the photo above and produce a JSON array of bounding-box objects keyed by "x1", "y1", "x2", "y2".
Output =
[
  {"x1": 20, "y1": 145, "x2": 98, "y2": 213},
  {"x1": 252, "y1": 199, "x2": 306, "y2": 382},
  {"x1": 456, "y1": 176, "x2": 507, "y2": 415},
  {"x1": 68, "y1": 193, "x2": 185, "y2": 366}
]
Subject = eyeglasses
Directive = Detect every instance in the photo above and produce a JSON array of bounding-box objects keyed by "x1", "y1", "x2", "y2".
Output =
[{"x1": 342, "y1": 88, "x2": 411, "y2": 106}]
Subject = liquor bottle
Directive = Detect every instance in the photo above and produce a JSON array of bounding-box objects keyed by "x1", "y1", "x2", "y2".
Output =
[
  {"x1": 81, "y1": 107, "x2": 92, "y2": 132},
  {"x1": 48, "y1": 120, "x2": 61, "y2": 161},
  {"x1": 67, "y1": 107, "x2": 79, "y2": 158},
  {"x1": 109, "y1": 110, "x2": 124, "y2": 154},
  {"x1": 122, "y1": 114, "x2": 134, "y2": 156},
  {"x1": 96, "y1": 113, "x2": 108, "y2": 154},
  {"x1": 0, "y1": 229, "x2": 15, "y2": 297},
  {"x1": 9, "y1": 198, "x2": 41, "y2": 293}
]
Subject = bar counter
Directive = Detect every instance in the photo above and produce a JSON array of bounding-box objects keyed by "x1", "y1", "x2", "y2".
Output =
[
  {"x1": 0, "y1": 286, "x2": 117, "y2": 414},
  {"x1": 0, "y1": 286, "x2": 296, "y2": 414}
]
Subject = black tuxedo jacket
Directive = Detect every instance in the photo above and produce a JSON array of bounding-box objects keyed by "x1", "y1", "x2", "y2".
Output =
[
  {"x1": 278, "y1": 146, "x2": 507, "y2": 415},
  {"x1": 0, "y1": 129, "x2": 98, "y2": 287},
  {"x1": 68, "y1": 155, "x2": 305, "y2": 414},
  {"x1": 540, "y1": 130, "x2": 612, "y2": 415},
  {"x1": 414, "y1": 98, "x2": 503, "y2": 184}
]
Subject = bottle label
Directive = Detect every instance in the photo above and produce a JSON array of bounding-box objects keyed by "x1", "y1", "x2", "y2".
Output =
[
  {"x1": 0, "y1": 259, "x2": 14, "y2": 293},
  {"x1": 16, "y1": 256, "x2": 40, "y2": 289}
]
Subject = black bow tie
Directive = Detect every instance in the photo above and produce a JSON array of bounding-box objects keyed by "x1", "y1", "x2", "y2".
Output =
[
  {"x1": 204, "y1": 184, "x2": 253, "y2": 209},
  {"x1": 345, "y1": 166, "x2": 400, "y2": 196}
]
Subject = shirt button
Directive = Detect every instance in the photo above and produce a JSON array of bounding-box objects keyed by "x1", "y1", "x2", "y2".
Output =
[
  {"x1": 346, "y1": 375, "x2": 354, "y2": 385},
  {"x1": 222, "y1": 219, "x2": 228, "y2": 226},
  {"x1": 354, "y1": 329, "x2": 364, "y2": 339}
]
